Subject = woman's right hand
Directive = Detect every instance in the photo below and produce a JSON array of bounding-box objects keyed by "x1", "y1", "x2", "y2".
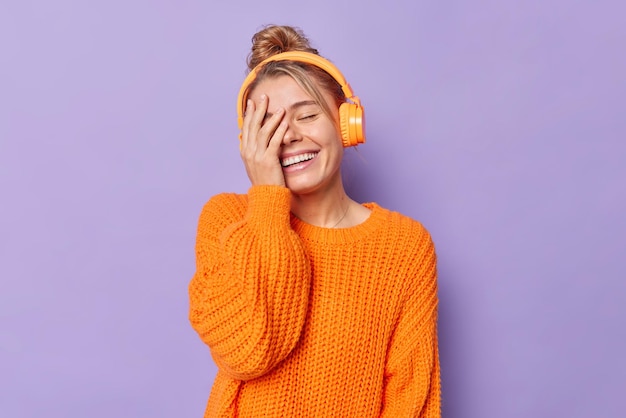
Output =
[{"x1": 240, "y1": 94, "x2": 289, "y2": 187}]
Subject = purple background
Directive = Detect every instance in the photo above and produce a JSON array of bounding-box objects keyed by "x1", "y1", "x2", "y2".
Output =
[{"x1": 1, "y1": 1, "x2": 625, "y2": 417}]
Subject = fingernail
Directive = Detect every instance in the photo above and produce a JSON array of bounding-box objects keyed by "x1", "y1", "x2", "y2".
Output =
[
  {"x1": 246, "y1": 99, "x2": 252, "y2": 109},
  {"x1": 260, "y1": 94, "x2": 266, "y2": 100}
]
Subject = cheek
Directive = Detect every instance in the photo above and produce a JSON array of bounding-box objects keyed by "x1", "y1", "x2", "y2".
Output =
[
  {"x1": 322, "y1": 123, "x2": 343, "y2": 146},
  {"x1": 304, "y1": 124, "x2": 339, "y2": 145}
]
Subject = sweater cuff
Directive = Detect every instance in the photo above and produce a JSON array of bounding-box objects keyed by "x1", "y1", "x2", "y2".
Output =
[{"x1": 246, "y1": 185, "x2": 292, "y2": 227}]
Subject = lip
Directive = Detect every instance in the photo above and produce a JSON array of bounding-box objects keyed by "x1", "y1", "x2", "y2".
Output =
[
  {"x1": 279, "y1": 149, "x2": 320, "y2": 160},
  {"x1": 280, "y1": 150, "x2": 319, "y2": 173}
]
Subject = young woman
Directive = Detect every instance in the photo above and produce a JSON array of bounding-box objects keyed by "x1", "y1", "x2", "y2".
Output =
[{"x1": 189, "y1": 25, "x2": 440, "y2": 417}]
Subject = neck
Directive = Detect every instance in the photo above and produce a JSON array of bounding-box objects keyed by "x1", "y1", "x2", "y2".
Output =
[{"x1": 290, "y1": 183, "x2": 352, "y2": 228}]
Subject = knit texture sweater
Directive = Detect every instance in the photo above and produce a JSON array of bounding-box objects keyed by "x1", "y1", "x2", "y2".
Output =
[{"x1": 189, "y1": 185, "x2": 440, "y2": 417}]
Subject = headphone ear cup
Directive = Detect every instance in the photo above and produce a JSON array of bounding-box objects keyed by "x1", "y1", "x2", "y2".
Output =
[{"x1": 339, "y1": 103, "x2": 366, "y2": 147}]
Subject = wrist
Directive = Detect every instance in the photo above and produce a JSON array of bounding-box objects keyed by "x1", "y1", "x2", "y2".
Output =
[{"x1": 247, "y1": 185, "x2": 292, "y2": 227}]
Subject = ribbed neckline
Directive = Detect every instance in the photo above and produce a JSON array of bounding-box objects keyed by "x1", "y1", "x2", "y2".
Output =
[{"x1": 289, "y1": 202, "x2": 388, "y2": 244}]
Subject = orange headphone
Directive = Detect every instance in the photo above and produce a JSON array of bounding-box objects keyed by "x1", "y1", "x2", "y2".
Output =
[{"x1": 237, "y1": 51, "x2": 365, "y2": 147}]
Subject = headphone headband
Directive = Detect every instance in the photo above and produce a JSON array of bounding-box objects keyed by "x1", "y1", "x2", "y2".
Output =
[{"x1": 237, "y1": 51, "x2": 359, "y2": 129}]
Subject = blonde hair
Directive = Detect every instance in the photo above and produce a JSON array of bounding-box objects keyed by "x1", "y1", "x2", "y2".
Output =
[{"x1": 244, "y1": 25, "x2": 345, "y2": 123}]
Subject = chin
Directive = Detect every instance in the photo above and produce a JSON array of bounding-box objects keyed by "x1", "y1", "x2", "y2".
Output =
[
  {"x1": 285, "y1": 173, "x2": 341, "y2": 197},
  {"x1": 285, "y1": 182, "x2": 320, "y2": 196}
]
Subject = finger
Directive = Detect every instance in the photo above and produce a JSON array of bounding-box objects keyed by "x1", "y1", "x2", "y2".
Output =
[
  {"x1": 267, "y1": 120, "x2": 288, "y2": 154},
  {"x1": 241, "y1": 99, "x2": 255, "y2": 151},
  {"x1": 258, "y1": 107, "x2": 285, "y2": 148},
  {"x1": 243, "y1": 95, "x2": 267, "y2": 148},
  {"x1": 249, "y1": 94, "x2": 268, "y2": 144}
]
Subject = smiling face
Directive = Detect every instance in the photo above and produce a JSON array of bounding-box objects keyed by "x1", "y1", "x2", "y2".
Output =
[{"x1": 248, "y1": 75, "x2": 345, "y2": 196}]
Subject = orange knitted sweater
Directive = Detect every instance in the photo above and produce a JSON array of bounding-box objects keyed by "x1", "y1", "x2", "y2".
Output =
[{"x1": 189, "y1": 186, "x2": 440, "y2": 417}]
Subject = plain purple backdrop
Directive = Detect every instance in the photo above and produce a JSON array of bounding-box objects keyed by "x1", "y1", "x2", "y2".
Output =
[{"x1": 1, "y1": 1, "x2": 625, "y2": 417}]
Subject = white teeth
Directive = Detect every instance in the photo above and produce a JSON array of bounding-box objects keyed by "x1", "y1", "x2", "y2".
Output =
[{"x1": 281, "y1": 152, "x2": 317, "y2": 167}]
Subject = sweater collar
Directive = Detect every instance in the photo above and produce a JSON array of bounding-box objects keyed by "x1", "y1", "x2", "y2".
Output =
[{"x1": 289, "y1": 202, "x2": 388, "y2": 244}]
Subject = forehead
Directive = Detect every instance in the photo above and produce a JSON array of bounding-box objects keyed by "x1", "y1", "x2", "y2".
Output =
[{"x1": 248, "y1": 75, "x2": 314, "y2": 107}]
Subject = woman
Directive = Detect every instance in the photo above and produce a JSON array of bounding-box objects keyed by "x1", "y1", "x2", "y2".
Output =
[{"x1": 189, "y1": 25, "x2": 440, "y2": 417}]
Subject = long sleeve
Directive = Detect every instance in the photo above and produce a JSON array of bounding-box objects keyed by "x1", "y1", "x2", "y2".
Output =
[
  {"x1": 380, "y1": 230, "x2": 440, "y2": 418},
  {"x1": 188, "y1": 185, "x2": 311, "y2": 381}
]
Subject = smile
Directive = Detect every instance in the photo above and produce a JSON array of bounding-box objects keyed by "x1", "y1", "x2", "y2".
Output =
[{"x1": 280, "y1": 152, "x2": 318, "y2": 167}]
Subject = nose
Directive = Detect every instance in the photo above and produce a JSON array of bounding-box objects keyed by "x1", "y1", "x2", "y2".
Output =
[{"x1": 282, "y1": 122, "x2": 302, "y2": 145}]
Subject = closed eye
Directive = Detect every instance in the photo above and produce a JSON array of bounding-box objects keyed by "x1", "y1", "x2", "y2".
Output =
[{"x1": 299, "y1": 113, "x2": 319, "y2": 121}]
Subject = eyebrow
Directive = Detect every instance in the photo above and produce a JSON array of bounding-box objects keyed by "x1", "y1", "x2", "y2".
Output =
[{"x1": 265, "y1": 100, "x2": 319, "y2": 119}]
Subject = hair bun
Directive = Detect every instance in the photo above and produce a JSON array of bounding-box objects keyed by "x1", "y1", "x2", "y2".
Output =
[{"x1": 247, "y1": 25, "x2": 319, "y2": 71}]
